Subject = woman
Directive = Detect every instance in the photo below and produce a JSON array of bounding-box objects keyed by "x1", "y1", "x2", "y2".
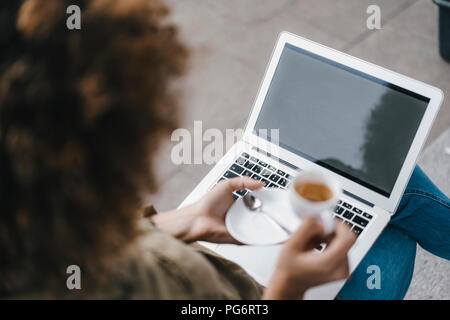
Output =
[{"x1": 0, "y1": 0, "x2": 448, "y2": 299}]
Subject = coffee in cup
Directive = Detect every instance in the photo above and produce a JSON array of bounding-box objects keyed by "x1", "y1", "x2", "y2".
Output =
[
  {"x1": 294, "y1": 182, "x2": 334, "y2": 202},
  {"x1": 289, "y1": 170, "x2": 342, "y2": 234}
]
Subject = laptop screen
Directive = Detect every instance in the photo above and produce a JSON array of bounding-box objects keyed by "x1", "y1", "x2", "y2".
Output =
[{"x1": 254, "y1": 43, "x2": 429, "y2": 197}]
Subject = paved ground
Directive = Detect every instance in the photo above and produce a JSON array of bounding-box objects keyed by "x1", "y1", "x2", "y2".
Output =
[
  {"x1": 409, "y1": 128, "x2": 450, "y2": 299},
  {"x1": 149, "y1": 0, "x2": 450, "y2": 299}
]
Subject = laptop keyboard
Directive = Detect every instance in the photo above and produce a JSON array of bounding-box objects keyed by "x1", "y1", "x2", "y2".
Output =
[{"x1": 215, "y1": 152, "x2": 372, "y2": 239}]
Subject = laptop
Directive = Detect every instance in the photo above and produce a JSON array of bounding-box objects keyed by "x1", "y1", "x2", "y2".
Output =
[{"x1": 179, "y1": 32, "x2": 443, "y2": 299}]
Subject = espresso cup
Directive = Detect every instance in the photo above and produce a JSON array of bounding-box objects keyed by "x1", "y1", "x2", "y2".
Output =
[{"x1": 288, "y1": 170, "x2": 342, "y2": 234}]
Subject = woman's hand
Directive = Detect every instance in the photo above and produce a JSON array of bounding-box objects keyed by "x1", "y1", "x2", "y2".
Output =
[
  {"x1": 263, "y1": 218, "x2": 356, "y2": 300},
  {"x1": 150, "y1": 177, "x2": 263, "y2": 243},
  {"x1": 192, "y1": 176, "x2": 264, "y2": 244}
]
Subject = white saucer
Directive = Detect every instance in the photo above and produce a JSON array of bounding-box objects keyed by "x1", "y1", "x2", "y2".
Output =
[{"x1": 225, "y1": 188, "x2": 302, "y2": 246}]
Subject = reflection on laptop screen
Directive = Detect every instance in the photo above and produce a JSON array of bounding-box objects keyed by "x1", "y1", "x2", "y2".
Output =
[{"x1": 254, "y1": 43, "x2": 429, "y2": 197}]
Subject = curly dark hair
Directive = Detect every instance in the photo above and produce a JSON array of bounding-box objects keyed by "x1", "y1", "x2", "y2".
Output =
[{"x1": 0, "y1": 0, "x2": 187, "y2": 296}]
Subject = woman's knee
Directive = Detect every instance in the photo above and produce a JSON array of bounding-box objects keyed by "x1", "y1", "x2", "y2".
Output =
[
  {"x1": 338, "y1": 225, "x2": 416, "y2": 300},
  {"x1": 391, "y1": 166, "x2": 450, "y2": 259}
]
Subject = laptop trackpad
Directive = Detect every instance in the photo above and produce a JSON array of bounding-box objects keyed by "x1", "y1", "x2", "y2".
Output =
[{"x1": 215, "y1": 244, "x2": 282, "y2": 286}]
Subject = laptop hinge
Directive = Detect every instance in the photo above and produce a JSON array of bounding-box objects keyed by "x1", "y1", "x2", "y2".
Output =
[
  {"x1": 253, "y1": 147, "x2": 375, "y2": 208},
  {"x1": 252, "y1": 147, "x2": 299, "y2": 170},
  {"x1": 343, "y1": 190, "x2": 374, "y2": 208}
]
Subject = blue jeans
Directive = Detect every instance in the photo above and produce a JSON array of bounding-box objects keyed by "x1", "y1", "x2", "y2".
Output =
[{"x1": 339, "y1": 166, "x2": 450, "y2": 299}]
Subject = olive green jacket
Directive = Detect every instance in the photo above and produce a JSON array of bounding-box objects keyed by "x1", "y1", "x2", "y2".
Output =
[{"x1": 18, "y1": 219, "x2": 263, "y2": 300}]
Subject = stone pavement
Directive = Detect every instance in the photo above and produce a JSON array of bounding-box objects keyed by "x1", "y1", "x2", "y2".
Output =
[
  {"x1": 408, "y1": 127, "x2": 450, "y2": 299},
  {"x1": 149, "y1": 0, "x2": 450, "y2": 299}
]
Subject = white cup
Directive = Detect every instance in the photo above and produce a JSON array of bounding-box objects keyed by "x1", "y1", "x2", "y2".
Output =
[{"x1": 289, "y1": 170, "x2": 342, "y2": 234}]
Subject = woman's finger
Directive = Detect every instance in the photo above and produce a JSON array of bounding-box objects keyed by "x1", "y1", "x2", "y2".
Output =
[
  {"x1": 226, "y1": 176, "x2": 264, "y2": 191},
  {"x1": 320, "y1": 223, "x2": 356, "y2": 268},
  {"x1": 327, "y1": 259, "x2": 350, "y2": 282},
  {"x1": 287, "y1": 217, "x2": 325, "y2": 251}
]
